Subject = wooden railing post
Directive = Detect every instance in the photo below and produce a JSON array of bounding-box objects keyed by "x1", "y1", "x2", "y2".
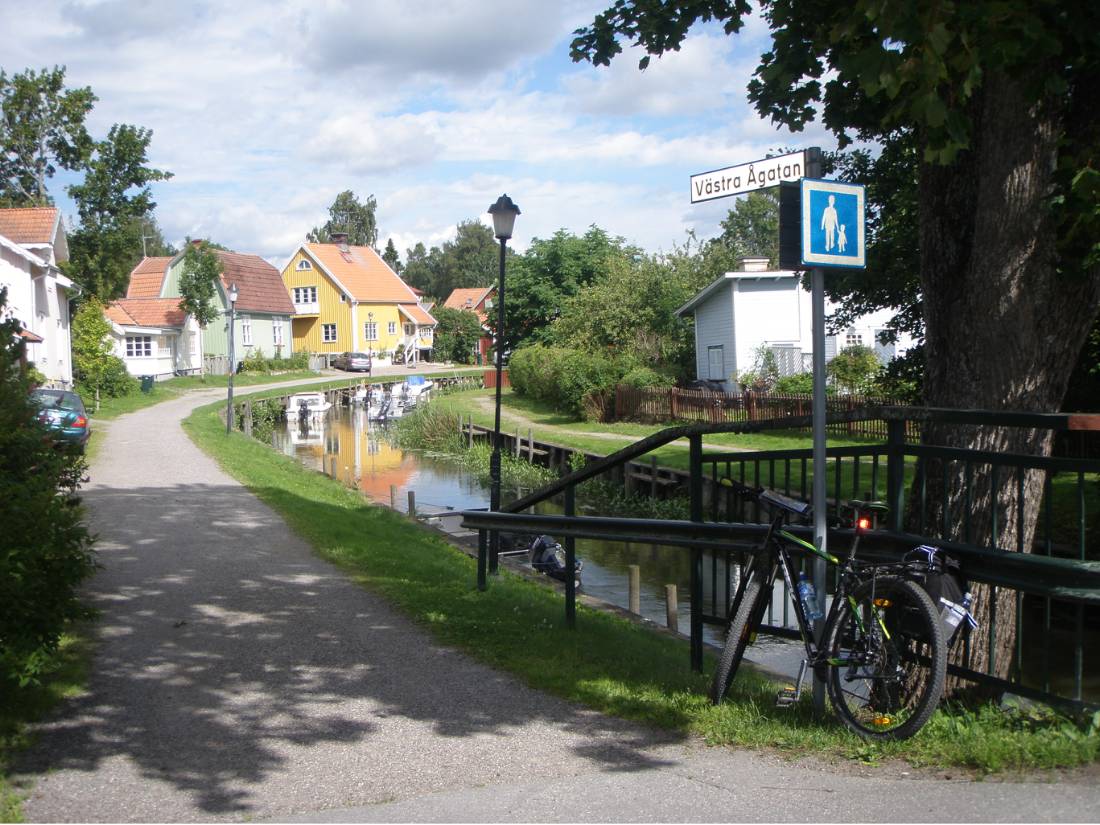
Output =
[{"x1": 886, "y1": 417, "x2": 906, "y2": 533}]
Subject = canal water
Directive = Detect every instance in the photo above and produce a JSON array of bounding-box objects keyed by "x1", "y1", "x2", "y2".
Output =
[
  {"x1": 273, "y1": 403, "x2": 1097, "y2": 700},
  {"x1": 272, "y1": 403, "x2": 804, "y2": 676}
]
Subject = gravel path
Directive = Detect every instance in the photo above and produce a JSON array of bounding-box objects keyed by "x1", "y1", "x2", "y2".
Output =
[{"x1": 15, "y1": 381, "x2": 1100, "y2": 822}]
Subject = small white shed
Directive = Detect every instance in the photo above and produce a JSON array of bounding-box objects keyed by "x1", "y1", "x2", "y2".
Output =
[{"x1": 675, "y1": 257, "x2": 914, "y2": 392}]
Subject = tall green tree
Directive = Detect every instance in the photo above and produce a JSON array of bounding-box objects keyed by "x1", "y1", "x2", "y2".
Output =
[
  {"x1": 65, "y1": 124, "x2": 172, "y2": 299},
  {"x1": 71, "y1": 296, "x2": 136, "y2": 400},
  {"x1": 503, "y1": 226, "x2": 635, "y2": 352},
  {"x1": 381, "y1": 238, "x2": 402, "y2": 273},
  {"x1": 402, "y1": 242, "x2": 432, "y2": 293},
  {"x1": 573, "y1": 0, "x2": 1100, "y2": 683},
  {"x1": 429, "y1": 219, "x2": 498, "y2": 301},
  {"x1": 177, "y1": 241, "x2": 223, "y2": 328},
  {"x1": 431, "y1": 305, "x2": 484, "y2": 364},
  {"x1": 707, "y1": 189, "x2": 780, "y2": 272},
  {"x1": 0, "y1": 66, "x2": 95, "y2": 206},
  {"x1": 308, "y1": 190, "x2": 378, "y2": 247}
]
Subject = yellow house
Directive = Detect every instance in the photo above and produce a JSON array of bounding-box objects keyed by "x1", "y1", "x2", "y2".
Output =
[{"x1": 281, "y1": 233, "x2": 437, "y2": 365}]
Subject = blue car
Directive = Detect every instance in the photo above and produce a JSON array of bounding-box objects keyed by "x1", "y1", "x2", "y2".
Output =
[{"x1": 32, "y1": 389, "x2": 91, "y2": 452}]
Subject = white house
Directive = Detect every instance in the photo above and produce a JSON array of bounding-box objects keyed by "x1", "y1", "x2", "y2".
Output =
[
  {"x1": 105, "y1": 257, "x2": 202, "y2": 379},
  {"x1": 675, "y1": 257, "x2": 915, "y2": 392},
  {"x1": 0, "y1": 208, "x2": 79, "y2": 387}
]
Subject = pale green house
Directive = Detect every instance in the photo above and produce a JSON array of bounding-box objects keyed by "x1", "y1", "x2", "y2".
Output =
[{"x1": 128, "y1": 242, "x2": 295, "y2": 372}]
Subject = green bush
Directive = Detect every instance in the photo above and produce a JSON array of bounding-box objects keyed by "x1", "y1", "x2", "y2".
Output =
[
  {"x1": 509, "y1": 344, "x2": 628, "y2": 419},
  {"x1": 620, "y1": 366, "x2": 674, "y2": 389},
  {"x1": 0, "y1": 295, "x2": 97, "y2": 691},
  {"x1": 239, "y1": 348, "x2": 272, "y2": 374},
  {"x1": 773, "y1": 372, "x2": 816, "y2": 394}
]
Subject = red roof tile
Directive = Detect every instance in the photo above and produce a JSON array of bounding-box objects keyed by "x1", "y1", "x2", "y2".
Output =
[
  {"x1": 106, "y1": 298, "x2": 186, "y2": 328},
  {"x1": 304, "y1": 243, "x2": 419, "y2": 303},
  {"x1": 217, "y1": 250, "x2": 294, "y2": 314},
  {"x1": 0, "y1": 207, "x2": 59, "y2": 245},
  {"x1": 126, "y1": 256, "x2": 172, "y2": 298}
]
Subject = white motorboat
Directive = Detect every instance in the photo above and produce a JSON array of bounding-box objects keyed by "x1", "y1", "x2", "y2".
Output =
[
  {"x1": 367, "y1": 386, "x2": 402, "y2": 421},
  {"x1": 286, "y1": 392, "x2": 332, "y2": 420},
  {"x1": 391, "y1": 375, "x2": 433, "y2": 408}
]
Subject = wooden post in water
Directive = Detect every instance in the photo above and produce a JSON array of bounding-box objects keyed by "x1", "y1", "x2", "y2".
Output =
[
  {"x1": 407, "y1": 490, "x2": 416, "y2": 518},
  {"x1": 390, "y1": 484, "x2": 397, "y2": 509},
  {"x1": 666, "y1": 584, "x2": 679, "y2": 633},
  {"x1": 528, "y1": 428, "x2": 534, "y2": 461},
  {"x1": 514, "y1": 428, "x2": 521, "y2": 458},
  {"x1": 467, "y1": 416, "x2": 474, "y2": 448},
  {"x1": 628, "y1": 564, "x2": 641, "y2": 615}
]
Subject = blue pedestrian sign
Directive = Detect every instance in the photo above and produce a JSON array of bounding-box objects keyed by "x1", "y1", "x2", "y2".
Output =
[{"x1": 801, "y1": 178, "x2": 865, "y2": 268}]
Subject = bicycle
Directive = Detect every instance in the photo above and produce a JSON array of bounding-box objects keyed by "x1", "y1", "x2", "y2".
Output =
[{"x1": 710, "y1": 479, "x2": 949, "y2": 741}]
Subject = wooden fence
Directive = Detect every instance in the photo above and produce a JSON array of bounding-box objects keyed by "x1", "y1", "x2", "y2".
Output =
[{"x1": 611, "y1": 385, "x2": 919, "y2": 441}]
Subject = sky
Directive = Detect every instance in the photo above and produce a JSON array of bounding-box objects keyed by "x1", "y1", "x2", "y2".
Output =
[{"x1": 0, "y1": 0, "x2": 836, "y2": 268}]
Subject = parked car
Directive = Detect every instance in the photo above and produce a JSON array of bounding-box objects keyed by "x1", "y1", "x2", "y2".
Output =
[
  {"x1": 31, "y1": 389, "x2": 91, "y2": 452},
  {"x1": 333, "y1": 351, "x2": 372, "y2": 372}
]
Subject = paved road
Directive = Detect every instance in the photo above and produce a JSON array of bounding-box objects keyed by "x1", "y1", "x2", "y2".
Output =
[{"x1": 15, "y1": 379, "x2": 1100, "y2": 822}]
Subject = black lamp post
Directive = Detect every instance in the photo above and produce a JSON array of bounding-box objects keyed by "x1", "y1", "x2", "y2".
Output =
[
  {"x1": 225, "y1": 282, "x2": 239, "y2": 435},
  {"x1": 487, "y1": 194, "x2": 520, "y2": 569}
]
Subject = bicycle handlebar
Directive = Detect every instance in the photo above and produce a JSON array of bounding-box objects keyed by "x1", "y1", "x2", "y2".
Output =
[{"x1": 719, "y1": 477, "x2": 813, "y2": 518}]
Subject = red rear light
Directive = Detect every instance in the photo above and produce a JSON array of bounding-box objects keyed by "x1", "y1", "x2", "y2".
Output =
[
  {"x1": 857, "y1": 516, "x2": 872, "y2": 532},
  {"x1": 73, "y1": 415, "x2": 87, "y2": 428}
]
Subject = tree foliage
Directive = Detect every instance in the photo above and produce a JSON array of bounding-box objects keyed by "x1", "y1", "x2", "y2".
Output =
[
  {"x1": 431, "y1": 305, "x2": 484, "y2": 364},
  {"x1": 308, "y1": 190, "x2": 378, "y2": 248},
  {"x1": 71, "y1": 296, "x2": 136, "y2": 398},
  {"x1": 65, "y1": 124, "x2": 172, "y2": 299},
  {"x1": 0, "y1": 66, "x2": 95, "y2": 206},
  {"x1": 826, "y1": 345, "x2": 881, "y2": 395},
  {"x1": 381, "y1": 238, "x2": 402, "y2": 273},
  {"x1": 502, "y1": 226, "x2": 634, "y2": 353},
  {"x1": 0, "y1": 289, "x2": 97, "y2": 689},
  {"x1": 177, "y1": 241, "x2": 224, "y2": 328}
]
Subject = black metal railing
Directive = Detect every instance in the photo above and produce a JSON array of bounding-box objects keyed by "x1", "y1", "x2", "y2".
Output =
[{"x1": 459, "y1": 406, "x2": 1100, "y2": 711}]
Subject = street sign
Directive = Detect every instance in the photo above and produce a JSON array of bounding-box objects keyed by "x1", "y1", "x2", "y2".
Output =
[
  {"x1": 690, "y1": 150, "x2": 806, "y2": 204},
  {"x1": 800, "y1": 178, "x2": 866, "y2": 268}
]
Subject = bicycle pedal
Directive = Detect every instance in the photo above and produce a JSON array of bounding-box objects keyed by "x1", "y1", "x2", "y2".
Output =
[{"x1": 775, "y1": 687, "x2": 799, "y2": 707}]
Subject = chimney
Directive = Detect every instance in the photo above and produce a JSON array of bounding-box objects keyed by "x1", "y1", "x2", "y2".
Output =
[
  {"x1": 190, "y1": 239, "x2": 203, "y2": 248},
  {"x1": 330, "y1": 232, "x2": 350, "y2": 252},
  {"x1": 741, "y1": 256, "x2": 771, "y2": 272}
]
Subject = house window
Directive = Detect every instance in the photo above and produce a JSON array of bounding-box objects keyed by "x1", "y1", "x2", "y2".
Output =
[
  {"x1": 845, "y1": 330, "x2": 863, "y2": 348},
  {"x1": 364, "y1": 321, "x2": 377, "y2": 341},
  {"x1": 404, "y1": 323, "x2": 414, "y2": 336},
  {"x1": 273, "y1": 319, "x2": 283, "y2": 346},
  {"x1": 293, "y1": 286, "x2": 317, "y2": 304},
  {"x1": 322, "y1": 323, "x2": 337, "y2": 343},
  {"x1": 483, "y1": 298, "x2": 493, "y2": 310},
  {"x1": 388, "y1": 321, "x2": 396, "y2": 335},
  {"x1": 241, "y1": 317, "x2": 252, "y2": 346},
  {"x1": 296, "y1": 259, "x2": 313, "y2": 270},
  {"x1": 424, "y1": 326, "x2": 434, "y2": 339},
  {"x1": 126, "y1": 335, "x2": 152, "y2": 357}
]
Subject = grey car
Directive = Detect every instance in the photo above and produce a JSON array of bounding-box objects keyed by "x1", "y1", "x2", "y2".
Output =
[{"x1": 333, "y1": 351, "x2": 372, "y2": 372}]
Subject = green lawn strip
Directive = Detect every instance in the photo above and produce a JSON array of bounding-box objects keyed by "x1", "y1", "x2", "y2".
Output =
[
  {"x1": 183, "y1": 399, "x2": 1099, "y2": 773},
  {"x1": 0, "y1": 631, "x2": 95, "y2": 823}
]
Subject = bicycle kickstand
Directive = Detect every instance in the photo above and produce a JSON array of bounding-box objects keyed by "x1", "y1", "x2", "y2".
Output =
[{"x1": 775, "y1": 659, "x2": 809, "y2": 708}]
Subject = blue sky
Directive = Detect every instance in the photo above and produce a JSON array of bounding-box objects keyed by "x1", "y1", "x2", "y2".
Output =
[{"x1": 1, "y1": 0, "x2": 836, "y2": 267}]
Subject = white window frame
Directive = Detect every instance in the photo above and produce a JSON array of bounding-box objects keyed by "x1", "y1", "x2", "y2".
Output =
[
  {"x1": 293, "y1": 286, "x2": 317, "y2": 304},
  {"x1": 322, "y1": 323, "x2": 338, "y2": 343},
  {"x1": 241, "y1": 316, "x2": 252, "y2": 346},
  {"x1": 845, "y1": 330, "x2": 863, "y2": 349},
  {"x1": 273, "y1": 319, "x2": 283, "y2": 346},
  {"x1": 364, "y1": 321, "x2": 378, "y2": 341},
  {"x1": 387, "y1": 321, "x2": 396, "y2": 335},
  {"x1": 296, "y1": 259, "x2": 313, "y2": 270},
  {"x1": 126, "y1": 335, "x2": 153, "y2": 358}
]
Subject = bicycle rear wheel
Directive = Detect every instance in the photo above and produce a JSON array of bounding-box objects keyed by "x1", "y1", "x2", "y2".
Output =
[
  {"x1": 710, "y1": 558, "x2": 770, "y2": 704},
  {"x1": 824, "y1": 575, "x2": 946, "y2": 740}
]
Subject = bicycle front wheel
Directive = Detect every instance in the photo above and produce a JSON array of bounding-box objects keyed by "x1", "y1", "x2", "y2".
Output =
[
  {"x1": 824, "y1": 576, "x2": 946, "y2": 740},
  {"x1": 710, "y1": 559, "x2": 769, "y2": 704}
]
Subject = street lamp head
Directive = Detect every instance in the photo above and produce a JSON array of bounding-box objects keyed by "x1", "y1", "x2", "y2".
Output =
[
  {"x1": 488, "y1": 194, "x2": 520, "y2": 241},
  {"x1": 228, "y1": 282, "x2": 239, "y2": 304}
]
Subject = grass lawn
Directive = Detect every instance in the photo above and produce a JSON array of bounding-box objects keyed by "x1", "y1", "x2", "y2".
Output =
[{"x1": 181, "y1": 396, "x2": 1099, "y2": 774}]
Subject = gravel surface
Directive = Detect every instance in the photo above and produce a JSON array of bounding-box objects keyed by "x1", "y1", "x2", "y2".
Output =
[{"x1": 14, "y1": 379, "x2": 1100, "y2": 822}]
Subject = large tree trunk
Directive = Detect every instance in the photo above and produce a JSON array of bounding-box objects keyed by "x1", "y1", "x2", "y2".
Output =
[{"x1": 914, "y1": 73, "x2": 1100, "y2": 694}]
